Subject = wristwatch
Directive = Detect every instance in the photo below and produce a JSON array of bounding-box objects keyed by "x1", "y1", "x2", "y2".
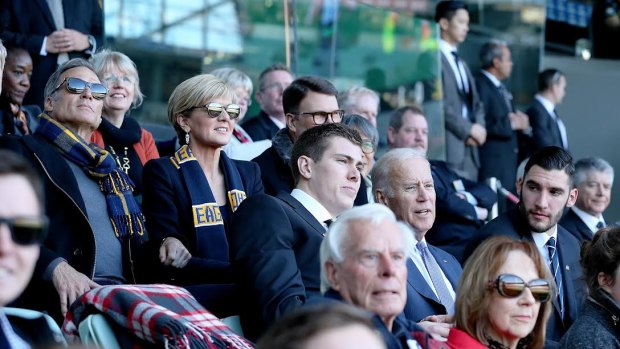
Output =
[{"x1": 85, "y1": 35, "x2": 96, "y2": 55}]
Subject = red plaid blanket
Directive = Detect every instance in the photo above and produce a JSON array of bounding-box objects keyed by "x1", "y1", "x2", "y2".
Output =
[{"x1": 62, "y1": 284, "x2": 254, "y2": 349}]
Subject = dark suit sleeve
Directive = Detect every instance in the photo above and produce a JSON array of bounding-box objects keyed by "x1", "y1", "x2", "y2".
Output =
[
  {"x1": 527, "y1": 105, "x2": 555, "y2": 150},
  {"x1": 463, "y1": 178, "x2": 497, "y2": 210},
  {"x1": 433, "y1": 165, "x2": 478, "y2": 221},
  {"x1": 0, "y1": 1, "x2": 45, "y2": 55},
  {"x1": 230, "y1": 195, "x2": 307, "y2": 328},
  {"x1": 476, "y1": 75, "x2": 512, "y2": 139}
]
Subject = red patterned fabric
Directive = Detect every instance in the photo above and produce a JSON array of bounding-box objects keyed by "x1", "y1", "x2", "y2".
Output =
[{"x1": 63, "y1": 284, "x2": 253, "y2": 349}]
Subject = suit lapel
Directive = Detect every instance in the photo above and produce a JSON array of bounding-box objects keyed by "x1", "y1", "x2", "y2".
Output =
[
  {"x1": 556, "y1": 231, "x2": 578, "y2": 323},
  {"x1": 277, "y1": 193, "x2": 326, "y2": 236},
  {"x1": 34, "y1": 0, "x2": 58, "y2": 31},
  {"x1": 406, "y1": 259, "x2": 441, "y2": 304},
  {"x1": 429, "y1": 246, "x2": 460, "y2": 288}
]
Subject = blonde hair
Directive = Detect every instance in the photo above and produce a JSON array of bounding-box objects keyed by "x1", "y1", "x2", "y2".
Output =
[
  {"x1": 167, "y1": 74, "x2": 237, "y2": 139},
  {"x1": 455, "y1": 236, "x2": 553, "y2": 349},
  {"x1": 91, "y1": 49, "x2": 144, "y2": 108}
]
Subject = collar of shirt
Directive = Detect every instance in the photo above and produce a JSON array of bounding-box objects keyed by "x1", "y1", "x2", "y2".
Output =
[
  {"x1": 439, "y1": 39, "x2": 457, "y2": 57},
  {"x1": 531, "y1": 225, "x2": 558, "y2": 262},
  {"x1": 534, "y1": 94, "x2": 557, "y2": 118},
  {"x1": 481, "y1": 70, "x2": 502, "y2": 88},
  {"x1": 291, "y1": 188, "x2": 333, "y2": 226},
  {"x1": 0, "y1": 311, "x2": 31, "y2": 349},
  {"x1": 268, "y1": 115, "x2": 286, "y2": 129},
  {"x1": 571, "y1": 206, "x2": 604, "y2": 234}
]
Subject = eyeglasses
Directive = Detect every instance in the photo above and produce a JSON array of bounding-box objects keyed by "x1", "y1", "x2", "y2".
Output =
[
  {"x1": 53, "y1": 77, "x2": 108, "y2": 100},
  {"x1": 190, "y1": 102, "x2": 241, "y2": 119},
  {"x1": 297, "y1": 110, "x2": 345, "y2": 125},
  {"x1": 489, "y1": 274, "x2": 551, "y2": 303},
  {"x1": 102, "y1": 74, "x2": 134, "y2": 86},
  {"x1": 361, "y1": 140, "x2": 375, "y2": 154},
  {"x1": 0, "y1": 216, "x2": 48, "y2": 246}
]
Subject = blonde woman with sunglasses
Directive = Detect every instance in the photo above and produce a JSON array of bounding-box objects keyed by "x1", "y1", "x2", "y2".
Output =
[
  {"x1": 89, "y1": 50, "x2": 159, "y2": 202},
  {"x1": 141, "y1": 74, "x2": 263, "y2": 317},
  {"x1": 446, "y1": 236, "x2": 553, "y2": 349}
]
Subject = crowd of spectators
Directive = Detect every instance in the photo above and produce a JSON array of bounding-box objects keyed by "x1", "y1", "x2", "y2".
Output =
[{"x1": 0, "y1": 1, "x2": 618, "y2": 349}]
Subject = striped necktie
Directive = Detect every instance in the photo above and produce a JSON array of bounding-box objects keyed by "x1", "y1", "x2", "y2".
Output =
[
  {"x1": 417, "y1": 241, "x2": 454, "y2": 314},
  {"x1": 546, "y1": 237, "x2": 564, "y2": 319}
]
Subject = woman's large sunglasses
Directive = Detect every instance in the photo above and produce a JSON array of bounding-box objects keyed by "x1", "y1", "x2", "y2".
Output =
[
  {"x1": 489, "y1": 274, "x2": 551, "y2": 303},
  {"x1": 53, "y1": 77, "x2": 108, "y2": 100},
  {"x1": 0, "y1": 216, "x2": 48, "y2": 246},
  {"x1": 190, "y1": 102, "x2": 241, "y2": 119}
]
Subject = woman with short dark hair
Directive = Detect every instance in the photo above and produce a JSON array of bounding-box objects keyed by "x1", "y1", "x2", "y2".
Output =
[{"x1": 560, "y1": 227, "x2": 620, "y2": 348}]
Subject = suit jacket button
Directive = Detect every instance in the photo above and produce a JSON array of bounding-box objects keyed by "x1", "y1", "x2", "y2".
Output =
[{"x1": 73, "y1": 248, "x2": 83, "y2": 256}]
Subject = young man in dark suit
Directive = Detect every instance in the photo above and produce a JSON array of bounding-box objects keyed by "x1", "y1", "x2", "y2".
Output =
[
  {"x1": 241, "y1": 64, "x2": 293, "y2": 141},
  {"x1": 372, "y1": 148, "x2": 462, "y2": 341},
  {"x1": 472, "y1": 146, "x2": 586, "y2": 348},
  {"x1": 251, "y1": 75, "x2": 343, "y2": 196},
  {"x1": 476, "y1": 40, "x2": 530, "y2": 202},
  {"x1": 560, "y1": 156, "x2": 614, "y2": 241},
  {"x1": 526, "y1": 69, "x2": 569, "y2": 153},
  {"x1": 436, "y1": 0, "x2": 486, "y2": 181},
  {"x1": 229, "y1": 123, "x2": 365, "y2": 340}
]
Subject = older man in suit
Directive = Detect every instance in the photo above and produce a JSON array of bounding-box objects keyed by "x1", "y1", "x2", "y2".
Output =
[
  {"x1": 372, "y1": 148, "x2": 462, "y2": 341},
  {"x1": 229, "y1": 123, "x2": 364, "y2": 340},
  {"x1": 0, "y1": 0, "x2": 103, "y2": 108},
  {"x1": 476, "y1": 40, "x2": 530, "y2": 201},
  {"x1": 560, "y1": 156, "x2": 614, "y2": 241},
  {"x1": 435, "y1": 0, "x2": 486, "y2": 181},
  {"x1": 526, "y1": 69, "x2": 569, "y2": 154},
  {"x1": 472, "y1": 146, "x2": 586, "y2": 348}
]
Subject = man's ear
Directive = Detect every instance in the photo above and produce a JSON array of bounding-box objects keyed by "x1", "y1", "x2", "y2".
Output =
[
  {"x1": 286, "y1": 113, "x2": 296, "y2": 131},
  {"x1": 325, "y1": 261, "x2": 341, "y2": 292},
  {"x1": 297, "y1": 155, "x2": 313, "y2": 180},
  {"x1": 387, "y1": 127, "x2": 396, "y2": 146},
  {"x1": 44, "y1": 96, "x2": 54, "y2": 113},
  {"x1": 375, "y1": 189, "x2": 389, "y2": 205},
  {"x1": 438, "y1": 18, "x2": 450, "y2": 32},
  {"x1": 566, "y1": 187, "x2": 578, "y2": 208}
]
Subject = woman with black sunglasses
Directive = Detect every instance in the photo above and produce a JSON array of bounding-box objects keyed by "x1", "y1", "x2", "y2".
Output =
[
  {"x1": 89, "y1": 50, "x2": 159, "y2": 202},
  {"x1": 141, "y1": 74, "x2": 263, "y2": 317},
  {"x1": 560, "y1": 227, "x2": 620, "y2": 348},
  {"x1": 446, "y1": 236, "x2": 553, "y2": 349}
]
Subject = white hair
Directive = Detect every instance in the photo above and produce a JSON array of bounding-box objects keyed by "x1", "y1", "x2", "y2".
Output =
[{"x1": 319, "y1": 203, "x2": 416, "y2": 293}]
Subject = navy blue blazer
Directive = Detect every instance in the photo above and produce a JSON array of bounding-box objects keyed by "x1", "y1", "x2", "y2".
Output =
[
  {"x1": 426, "y1": 160, "x2": 496, "y2": 263},
  {"x1": 404, "y1": 244, "x2": 462, "y2": 322},
  {"x1": 252, "y1": 144, "x2": 294, "y2": 196},
  {"x1": 559, "y1": 209, "x2": 594, "y2": 242},
  {"x1": 475, "y1": 72, "x2": 519, "y2": 190},
  {"x1": 241, "y1": 110, "x2": 280, "y2": 142},
  {"x1": 229, "y1": 192, "x2": 326, "y2": 340},
  {"x1": 0, "y1": 0, "x2": 103, "y2": 107},
  {"x1": 526, "y1": 99, "x2": 565, "y2": 152},
  {"x1": 474, "y1": 208, "x2": 586, "y2": 347},
  {"x1": 141, "y1": 156, "x2": 263, "y2": 285}
]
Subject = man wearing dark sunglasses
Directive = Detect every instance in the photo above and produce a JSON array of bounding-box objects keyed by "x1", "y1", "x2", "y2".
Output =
[
  {"x1": 0, "y1": 150, "x2": 64, "y2": 347},
  {"x1": 252, "y1": 75, "x2": 344, "y2": 196},
  {"x1": 0, "y1": 58, "x2": 147, "y2": 323},
  {"x1": 472, "y1": 146, "x2": 586, "y2": 348}
]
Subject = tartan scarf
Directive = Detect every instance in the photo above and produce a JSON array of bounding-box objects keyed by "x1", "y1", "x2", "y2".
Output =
[
  {"x1": 35, "y1": 113, "x2": 146, "y2": 240},
  {"x1": 62, "y1": 284, "x2": 254, "y2": 349},
  {"x1": 171, "y1": 145, "x2": 246, "y2": 261}
]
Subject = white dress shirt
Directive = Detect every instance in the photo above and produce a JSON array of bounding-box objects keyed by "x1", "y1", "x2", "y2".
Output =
[
  {"x1": 291, "y1": 188, "x2": 332, "y2": 229},
  {"x1": 571, "y1": 206, "x2": 605, "y2": 234}
]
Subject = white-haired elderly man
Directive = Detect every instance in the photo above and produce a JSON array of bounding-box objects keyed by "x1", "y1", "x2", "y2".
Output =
[
  {"x1": 560, "y1": 156, "x2": 614, "y2": 242},
  {"x1": 317, "y1": 203, "x2": 434, "y2": 349}
]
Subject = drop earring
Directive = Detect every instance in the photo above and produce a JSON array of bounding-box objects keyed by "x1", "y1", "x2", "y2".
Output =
[{"x1": 185, "y1": 131, "x2": 190, "y2": 145}]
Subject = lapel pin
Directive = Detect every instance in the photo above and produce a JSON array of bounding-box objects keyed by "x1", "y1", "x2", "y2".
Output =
[
  {"x1": 566, "y1": 265, "x2": 570, "y2": 271},
  {"x1": 442, "y1": 259, "x2": 448, "y2": 263}
]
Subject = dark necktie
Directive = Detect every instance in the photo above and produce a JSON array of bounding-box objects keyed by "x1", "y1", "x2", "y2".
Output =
[
  {"x1": 498, "y1": 83, "x2": 515, "y2": 113},
  {"x1": 596, "y1": 221, "x2": 605, "y2": 230},
  {"x1": 546, "y1": 237, "x2": 564, "y2": 319},
  {"x1": 417, "y1": 241, "x2": 454, "y2": 313},
  {"x1": 323, "y1": 218, "x2": 333, "y2": 229},
  {"x1": 451, "y1": 51, "x2": 469, "y2": 94},
  {"x1": 233, "y1": 128, "x2": 250, "y2": 143}
]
